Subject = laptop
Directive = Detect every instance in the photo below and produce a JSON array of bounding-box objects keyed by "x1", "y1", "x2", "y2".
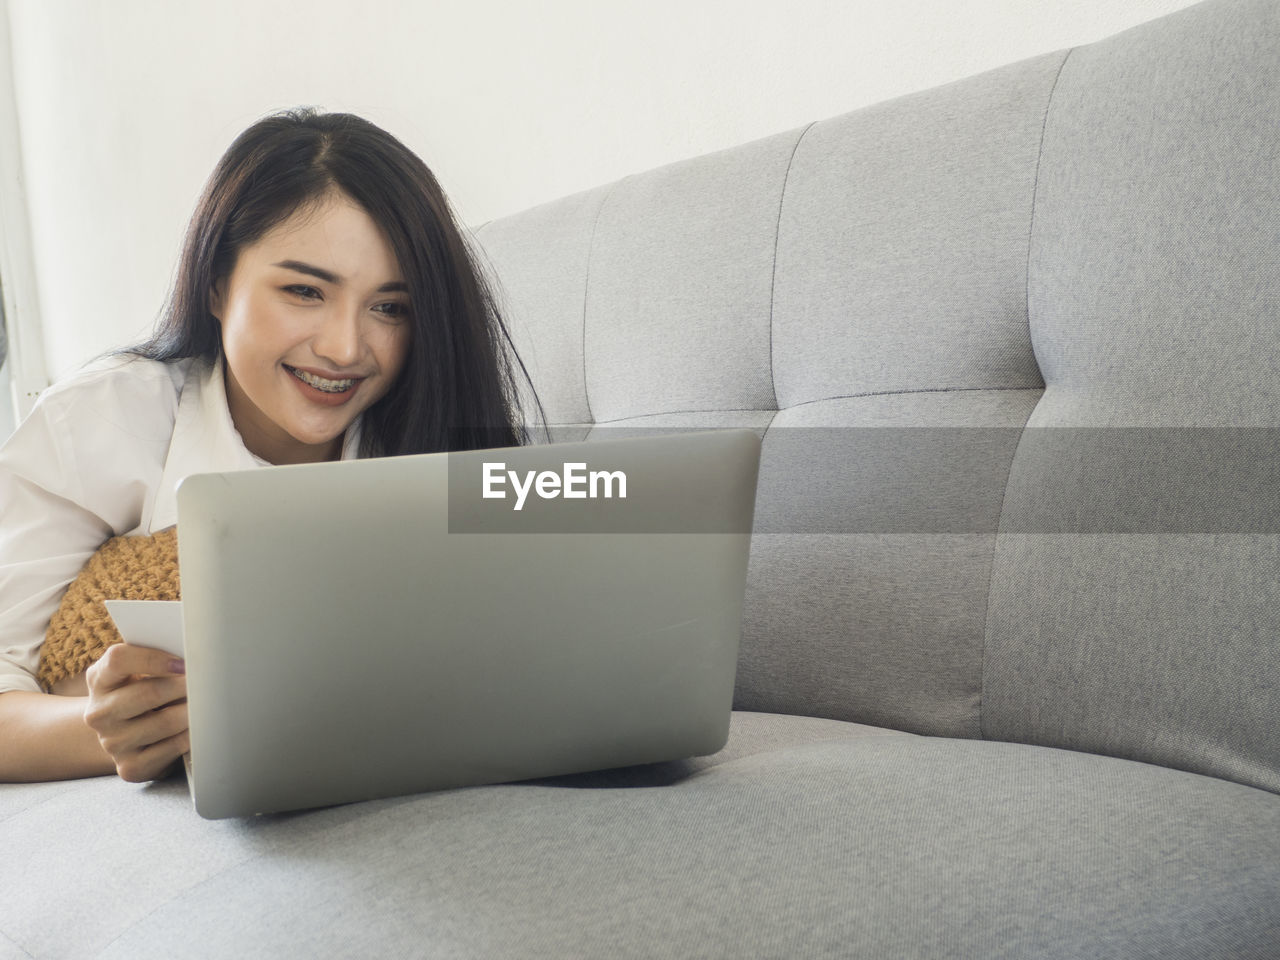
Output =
[{"x1": 108, "y1": 429, "x2": 760, "y2": 819}]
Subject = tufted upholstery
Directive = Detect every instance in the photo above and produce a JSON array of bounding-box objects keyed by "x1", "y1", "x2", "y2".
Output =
[{"x1": 476, "y1": 0, "x2": 1280, "y2": 789}]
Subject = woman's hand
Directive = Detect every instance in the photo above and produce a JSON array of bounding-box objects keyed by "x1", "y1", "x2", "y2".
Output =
[{"x1": 83, "y1": 644, "x2": 189, "y2": 783}]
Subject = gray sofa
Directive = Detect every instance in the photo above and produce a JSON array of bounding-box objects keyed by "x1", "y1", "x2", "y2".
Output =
[{"x1": 3, "y1": 0, "x2": 1278, "y2": 955}]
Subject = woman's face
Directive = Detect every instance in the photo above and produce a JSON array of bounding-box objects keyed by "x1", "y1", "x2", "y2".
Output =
[{"x1": 211, "y1": 189, "x2": 412, "y2": 464}]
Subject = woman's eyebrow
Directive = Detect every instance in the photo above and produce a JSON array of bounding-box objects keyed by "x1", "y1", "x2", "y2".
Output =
[
  {"x1": 272, "y1": 260, "x2": 406, "y2": 293},
  {"x1": 274, "y1": 259, "x2": 339, "y2": 283}
]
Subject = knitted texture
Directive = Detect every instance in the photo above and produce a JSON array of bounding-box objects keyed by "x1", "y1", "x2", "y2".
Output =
[{"x1": 37, "y1": 527, "x2": 181, "y2": 690}]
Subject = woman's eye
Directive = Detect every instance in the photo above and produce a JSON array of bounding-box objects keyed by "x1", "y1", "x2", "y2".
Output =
[
  {"x1": 284, "y1": 284, "x2": 322, "y2": 300},
  {"x1": 373, "y1": 301, "x2": 409, "y2": 320}
]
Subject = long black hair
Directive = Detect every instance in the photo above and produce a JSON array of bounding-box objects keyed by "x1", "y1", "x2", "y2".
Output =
[{"x1": 135, "y1": 107, "x2": 538, "y2": 456}]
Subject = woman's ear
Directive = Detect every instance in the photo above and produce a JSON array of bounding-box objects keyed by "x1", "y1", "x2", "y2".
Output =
[{"x1": 209, "y1": 278, "x2": 226, "y2": 320}]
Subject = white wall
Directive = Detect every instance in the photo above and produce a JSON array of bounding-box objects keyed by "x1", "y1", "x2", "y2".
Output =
[{"x1": 4, "y1": 0, "x2": 1200, "y2": 391}]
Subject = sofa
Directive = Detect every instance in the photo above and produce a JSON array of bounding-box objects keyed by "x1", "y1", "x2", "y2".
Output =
[{"x1": 3, "y1": 0, "x2": 1278, "y2": 955}]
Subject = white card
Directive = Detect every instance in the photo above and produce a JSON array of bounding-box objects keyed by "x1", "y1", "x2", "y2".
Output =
[{"x1": 103, "y1": 600, "x2": 185, "y2": 659}]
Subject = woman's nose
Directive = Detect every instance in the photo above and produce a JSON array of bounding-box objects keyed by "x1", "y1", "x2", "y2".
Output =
[{"x1": 312, "y1": 305, "x2": 362, "y2": 368}]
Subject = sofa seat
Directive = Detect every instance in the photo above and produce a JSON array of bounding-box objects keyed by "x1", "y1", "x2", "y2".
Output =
[{"x1": 4, "y1": 712, "x2": 1277, "y2": 959}]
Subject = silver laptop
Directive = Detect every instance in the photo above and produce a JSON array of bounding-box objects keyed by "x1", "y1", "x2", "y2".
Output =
[{"x1": 115, "y1": 429, "x2": 759, "y2": 819}]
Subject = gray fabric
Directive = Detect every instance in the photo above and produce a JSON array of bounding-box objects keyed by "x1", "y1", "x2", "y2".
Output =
[
  {"x1": 7, "y1": 736, "x2": 1275, "y2": 959},
  {"x1": 983, "y1": 0, "x2": 1280, "y2": 792},
  {"x1": 737, "y1": 390, "x2": 1040, "y2": 737},
  {"x1": 1020, "y1": 0, "x2": 1280, "y2": 425},
  {"x1": 738, "y1": 532, "x2": 993, "y2": 737},
  {"x1": 474, "y1": 184, "x2": 613, "y2": 427},
  {"x1": 531, "y1": 423, "x2": 592, "y2": 445},
  {"x1": 472, "y1": 49, "x2": 1064, "y2": 740},
  {"x1": 0, "y1": 712, "x2": 897, "y2": 958},
  {"x1": 769, "y1": 53, "x2": 1060, "y2": 410},
  {"x1": 583, "y1": 130, "x2": 799, "y2": 422},
  {"x1": 694, "y1": 708, "x2": 911, "y2": 763},
  {"x1": 985, "y1": 533, "x2": 1280, "y2": 793},
  {"x1": 0, "y1": 932, "x2": 30, "y2": 960},
  {"x1": 1, "y1": 775, "x2": 269, "y2": 958},
  {"x1": 0, "y1": 774, "x2": 84, "y2": 824},
  {"x1": 989, "y1": 428, "x2": 1280, "y2": 533},
  {"x1": 582, "y1": 409, "x2": 776, "y2": 440},
  {"x1": 532, "y1": 709, "x2": 913, "y2": 787}
]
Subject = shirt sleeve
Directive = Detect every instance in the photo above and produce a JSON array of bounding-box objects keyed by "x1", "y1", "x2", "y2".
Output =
[{"x1": 0, "y1": 360, "x2": 176, "y2": 693}]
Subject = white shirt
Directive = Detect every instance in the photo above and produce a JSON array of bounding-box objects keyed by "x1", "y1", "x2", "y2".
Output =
[{"x1": 0, "y1": 354, "x2": 360, "y2": 694}]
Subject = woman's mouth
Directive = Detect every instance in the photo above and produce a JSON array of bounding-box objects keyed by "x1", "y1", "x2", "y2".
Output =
[{"x1": 285, "y1": 365, "x2": 361, "y2": 394}]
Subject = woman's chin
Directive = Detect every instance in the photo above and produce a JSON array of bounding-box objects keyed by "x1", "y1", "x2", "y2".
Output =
[{"x1": 270, "y1": 413, "x2": 352, "y2": 461}]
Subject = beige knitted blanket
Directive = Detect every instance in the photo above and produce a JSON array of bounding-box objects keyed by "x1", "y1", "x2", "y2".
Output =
[{"x1": 38, "y1": 528, "x2": 181, "y2": 690}]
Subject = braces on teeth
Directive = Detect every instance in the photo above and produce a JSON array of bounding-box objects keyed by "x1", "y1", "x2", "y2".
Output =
[{"x1": 290, "y1": 367, "x2": 357, "y2": 393}]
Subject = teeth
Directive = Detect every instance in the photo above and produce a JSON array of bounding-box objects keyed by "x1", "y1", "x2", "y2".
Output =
[{"x1": 290, "y1": 367, "x2": 357, "y2": 393}]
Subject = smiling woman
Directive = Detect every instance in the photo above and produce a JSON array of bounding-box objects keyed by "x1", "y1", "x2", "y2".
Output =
[
  {"x1": 0, "y1": 108, "x2": 539, "y2": 782},
  {"x1": 211, "y1": 191, "x2": 414, "y2": 465},
  {"x1": 137, "y1": 108, "x2": 535, "y2": 458}
]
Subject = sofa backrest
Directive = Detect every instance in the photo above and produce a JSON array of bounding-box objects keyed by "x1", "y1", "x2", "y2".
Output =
[
  {"x1": 981, "y1": 0, "x2": 1280, "y2": 794},
  {"x1": 475, "y1": 0, "x2": 1280, "y2": 793}
]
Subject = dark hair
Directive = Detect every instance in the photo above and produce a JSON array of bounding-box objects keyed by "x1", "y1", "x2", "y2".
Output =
[{"x1": 134, "y1": 107, "x2": 538, "y2": 456}]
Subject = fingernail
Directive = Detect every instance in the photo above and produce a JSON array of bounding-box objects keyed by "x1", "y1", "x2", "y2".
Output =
[{"x1": 170, "y1": 659, "x2": 186, "y2": 675}]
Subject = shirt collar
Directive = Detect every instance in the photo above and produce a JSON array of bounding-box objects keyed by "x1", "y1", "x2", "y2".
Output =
[{"x1": 149, "y1": 356, "x2": 362, "y2": 532}]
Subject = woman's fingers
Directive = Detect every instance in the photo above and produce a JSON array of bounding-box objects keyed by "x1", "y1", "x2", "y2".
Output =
[
  {"x1": 83, "y1": 643, "x2": 190, "y2": 782},
  {"x1": 91, "y1": 699, "x2": 190, "y2": 782},
  {"x1": 108, "y1": 704, "x2": 191, "y2": 783},
  {"x1": 87, "y1": 688, "x2": 188, "y2": 747},
  {"x1": 119, "y1": 728, "x2": 192, "y2": 784},
  {"x1": 85, "y1": 643, "x2": 185, "y2": 693},
  {"x1": 85, "y1": 674, "x2": 187, "y2": 725}
]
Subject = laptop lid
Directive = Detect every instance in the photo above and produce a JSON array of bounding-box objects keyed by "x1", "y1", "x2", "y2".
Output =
[{"x1": 175, "y1": 429, "x2": 760, "y2": 818}]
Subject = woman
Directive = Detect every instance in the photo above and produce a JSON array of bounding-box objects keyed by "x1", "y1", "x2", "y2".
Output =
[{"x1": 0, "y1": 108, "x2": 537, "y2": 782}]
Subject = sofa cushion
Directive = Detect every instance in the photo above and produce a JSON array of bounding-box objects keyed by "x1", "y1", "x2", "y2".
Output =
[
  {"x1": 581, "y1": 129, "x2": 800, "y2": 423},
  {"x1": 983, "y1": 0, "x2": 1280, "y2": 793},
  {"x1": 0, "y1": 711, "x2": 902, "y2": 957},
  {"x1": 770, "y1": 51, "x2": 1057, "y2": 409},
  {"x1": 473, "y1": 183, "x2": 613, "y2": 428},
  {"x1": 6, "y1": 724, "x2": 1275, "y2": 959},
  {"x1": 474, "y1": 32, "x2": 1070, "y2": 740},
  {"x1": 737, "y1": 390, "x2": 1040, "y2": 737},
  {"x1": 475, "y1": 37, "x2": 1066, "y2": 737}
]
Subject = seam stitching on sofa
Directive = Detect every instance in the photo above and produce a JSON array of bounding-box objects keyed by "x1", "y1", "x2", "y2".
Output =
[
  {"x1": 93, "y1": 851, "x2": 269, "y2": 959},
  {"x1": 977, "y1": 48, "x2": 1074, "y2": 742},
  {"x1": 589, "y1": 407, "x2": 777, "y2": 426},
  {"x1": 975, "y1": 396, "x2": 1039, "y2": 739},
  {"x1": 0, "y1": 780, "x2": 98, "y2": 826},
  {"x1": 584, "y1": 386, "x2": 1044, "y2": 424},
  {"x1": 0, "y1": 927, "x2": 34, "y2": 959},
  {"x1": 1023, "y1": 47, "x2": 1073, "y2": 390},
  {"x1": 783, "y1": 384, "x2": 1043, "y2": 411},
  {"x1": 767, "y1": 122, "x2": 816, "y2": 411},
  {"x1": 582, "y1": 180, "x2": 625, "y2": 426},
  {"x1": 584, "y1": 386, "x2": 1045, "y2": 424}
]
